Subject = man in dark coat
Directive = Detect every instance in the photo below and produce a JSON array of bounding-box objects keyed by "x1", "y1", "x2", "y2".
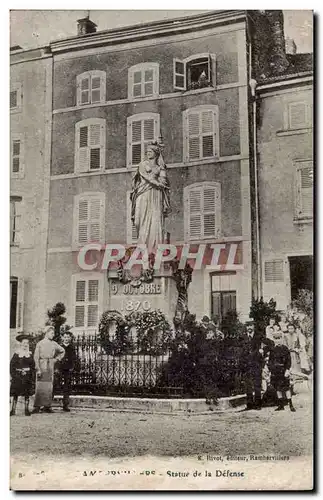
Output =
[
  {"x1": 241, "y1": 323, "x2": 272, "y2": 410},
  {"x1": 269, "y1": 329, "x2": 296, "y2": 412},
  {"x1": 58, "y1": 331, "x2": 77, "y2": 412}
]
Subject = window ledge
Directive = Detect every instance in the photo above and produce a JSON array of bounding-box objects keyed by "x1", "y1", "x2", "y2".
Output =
[
  {"x1": 293, "y1": 217, "x2": 313, "y2": 225},
  {"x1": 276, "y1": 128, "x2": 312, "y2": 137},
  {"x1": 10, "y1": 108, "x2": 22, "y2": 115},
  {"x1": 182, "y1": 86, "x2": 216, "y2": 96}
]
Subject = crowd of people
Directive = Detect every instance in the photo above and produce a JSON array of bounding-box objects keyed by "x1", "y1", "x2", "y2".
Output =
[
  {"x1": 10, "y1": 326, "x2": 76, "y2": 416},
  {"x1": 10, "y1": 313, "x2": 312, "y2": 416},
  {"x1": 241, "y1": 316, "x2": 311, "y2": 413}
]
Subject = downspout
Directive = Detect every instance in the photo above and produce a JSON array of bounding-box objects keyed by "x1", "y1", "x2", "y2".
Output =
[{"x1": 249, "y1": 52, "x2": 262, "y2": 298}]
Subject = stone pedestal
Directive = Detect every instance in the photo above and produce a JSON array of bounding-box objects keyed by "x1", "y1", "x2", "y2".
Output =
[{"x1": 107, "y1": 265, "x2": 178, "y2": 323}]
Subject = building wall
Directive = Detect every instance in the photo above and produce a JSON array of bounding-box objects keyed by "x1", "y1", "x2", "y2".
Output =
[
  {"x1": 10, "y1": 50, "x2": 52, "y2": 346},
  {"x1": 46, "y1": 19, "x2": 252, "y2": 328},
  {"x1": 257, "y1": 83, "x2": 313, "y2": 310}
]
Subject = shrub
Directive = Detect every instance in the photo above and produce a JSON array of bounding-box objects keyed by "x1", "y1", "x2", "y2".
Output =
[
  {"x1": 249, "y1": 297, "x2": 277, "y2": 337},
  {"x1": 46, "y1": 302, "x2": 67, "y2": 340}
]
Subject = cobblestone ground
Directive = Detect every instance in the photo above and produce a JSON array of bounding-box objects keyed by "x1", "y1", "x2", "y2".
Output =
[{"x1": 10, "y1": 393, "x2": 312, "y2": 459}]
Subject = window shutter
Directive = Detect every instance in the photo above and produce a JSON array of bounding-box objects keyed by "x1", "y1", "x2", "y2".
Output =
[
  {"x1": 201, "y1": 110, "x2": 215, "y2": 158},
  {"x1": 127, "y1": 191, "x2": 137, "y2": 243},
  {"x1": 174, "y1": 59, "x2": 186, "y2": 90},
  {"x1": 143, "y1": 118, "x2": 155, "y2": 158},
  {"x1": 77, "y1": 125, "x2": 89, "y2": 172},
  {"x1": 203, "y1": 187, "x2": 217, "y2": 237},
  {"x1": 188, "y1": 113, "x2": 200, "y2": 160},
  {"x1": 210, "y1": 54, "x2": 216, "y2": 86},
  {"x1": 89, "y1": 198, "x2": 101, "y2": 242},
  {"x1": 300, "y1": 165, "x2": 313, "y2": 216},
  {"x1": 89, "y1": 123, "x2": 101, "y2": 170},
  {"x1": 12, "y1": 140, "x2": 20, "y2": 173},
  {"x1": 188, "y1": 188, "x2": 202, "y2": 239},
  {"x1": 75, "y1": 280, "x2": 86, "y2": 327},
  {"x1": 131, "y1": 120, "x2": 142, "y2": 165},
  {"x1": 78, "y1": 199, "x2": 89, "y2": 245},
  {"x1": 133, "y1": 70, "x2": 142, "y2": 98},
  {"x1": 264, "y1": 260, "x2": 284, "y2": 282},
  {"x1": 16, "y1": 278, "x2": 25, "y2": 330}
]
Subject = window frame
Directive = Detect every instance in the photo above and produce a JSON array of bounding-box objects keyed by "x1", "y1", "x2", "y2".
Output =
[
  {"x1": 72, "y1": 192, "x2": 105, "y2": 249},
  {"x1": 10, "y1": 196, "x2": 22, "y2": 247},
  {"x1": 128, "y1": 63, "x2": 159, "y2": 100},
  {"x1": 76, "y1": 71, "x2": 106, "y2": 106},
  {"x1": 71, "y1": 273, "x2": 103, "y2": 332},
  {"x1": 10, "y1": 276, "x2": 24, "y2": 331},
  {"x1": 10, "y1": 84, "x2": 22, "y2": 113},
  {"x1": 183, "y1": 105, "x2": 219, "y2": 162},
  {"x1": 210, "y1": 271, "x2": 237, "y2": 325},
  {"x1": 74, "y1": 118, "x2": 106, "y2": 173},
  {"x1": 294, "y1": 159, "x2": 313, "y2": 220},
  {"x1": 184, "y1": 181, "x2": 221, "y2": 242},
  {"x1": 126, "y1": 112, "x2": 160, "y2": 167},
  {"x1": 11, "y1": 134, "x2": 24, "y2": 178},
  {"x1": 173, "y1": 53, "x2": 216, "y2": 92}
]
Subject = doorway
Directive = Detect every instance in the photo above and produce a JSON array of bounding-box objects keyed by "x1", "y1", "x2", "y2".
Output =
[{"x1": 289, "y1": 255, "x2": 313, "y2": 300}]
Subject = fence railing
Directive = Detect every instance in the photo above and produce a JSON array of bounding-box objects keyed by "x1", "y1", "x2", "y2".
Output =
[{"x1": 53, "y1": 332, "x2": 247, "y2": 399}]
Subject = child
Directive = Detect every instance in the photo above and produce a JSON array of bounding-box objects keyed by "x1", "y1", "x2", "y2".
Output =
[
  {"x1": 269, "y1": 329, "x2": 296, "y2": 412},
  {"x1": 10, "y1": 334, "x2": 35, "y2": 416}
]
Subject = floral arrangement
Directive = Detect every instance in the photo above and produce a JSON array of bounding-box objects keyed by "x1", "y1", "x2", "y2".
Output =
[
  {"x1": 98, "y1": 310, "x2": 133, "y2": 355},
  {"x1": 125, "y1": 310, "x2": 173, "y2": 356}
]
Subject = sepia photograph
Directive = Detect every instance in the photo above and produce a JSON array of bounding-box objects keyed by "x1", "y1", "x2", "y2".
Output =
[{"x1": 9, "y1": 8, "x2": 313, "y2": 490}]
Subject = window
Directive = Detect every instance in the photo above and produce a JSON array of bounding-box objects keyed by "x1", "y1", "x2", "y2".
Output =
[
  {"x1": 264, "y1": 260, "x2": 284, "y2": 282},
  {"x1": 183, "y1": 105, "x2": 219, "y2": 162},
  {"x1": 184, "y1": 182, "x2": 221, "y2": 241},
  {"x1": 128, "y1": 63, "x2": 159, "y2": 99},
  {"x1": 287, "y1": 102, "x2": 312, "y2": 130},
  {"x1": 72, "y1": 274, "x2": 102, "y2": 329},
  {"x1": 73, "y1": 192, "x2": 105, "y2": 247},
  {"x1": 10, "y1": 84, "x2": 22, "y2": 112},
  {"x1": 75, "y1": 118, "x2": 106, "y2": 172},
  {"x1": 11, "y1": 136, "x2": 24, "y2": 177},
  {"x1": 10, "y1": 197, "x2": 22, "y2": 246},
  {"x1": 211, "y1": 272, "x2": 236, "y2": 325},
  {"x1": 127, "y1": 191, "x2": 138, "y2": 244},
  {"x1": 76, "y1": 71, "x2": 106, "y2": 106},
  {"x1": 127, "y1": 113, "x2": 160, "y2": 167},
  {"x1": 295, "y1": 160, "x2": 313, "y2": 218},
  {"x1": 10, "y1": 277, "x2": 24, "y2": 330},
  {"x1": 174, "y1": 54, "x2": 216, "y2": 91}
]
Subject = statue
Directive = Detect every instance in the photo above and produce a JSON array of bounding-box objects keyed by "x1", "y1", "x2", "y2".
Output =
[{"x1": 130, "y1": 140, "x2": 171, "y2": 252}]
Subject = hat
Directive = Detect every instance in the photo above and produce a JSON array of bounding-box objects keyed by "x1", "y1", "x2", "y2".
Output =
[
  {"x1": 245, "y1": 321, "x2": 254, "y2": 326},
  {"x1": 16, "y1": 333, "x2": 31, "y2": 343},
  {"x1": 201, "y1": 316, "x2": 210, "y2": 323}
]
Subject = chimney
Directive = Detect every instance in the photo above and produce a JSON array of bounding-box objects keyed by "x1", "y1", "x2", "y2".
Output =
[
  {"x1": 285, "y1": 37, "x2": 297, "y2": 54},
  {"x1": 77, "y1": 16, "x2": 97, "y2": 36}
]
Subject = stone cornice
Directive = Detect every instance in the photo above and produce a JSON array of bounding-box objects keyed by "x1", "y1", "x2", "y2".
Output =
[{"x1": 50, "y1": 10, "x2": 246, "y2": 54}]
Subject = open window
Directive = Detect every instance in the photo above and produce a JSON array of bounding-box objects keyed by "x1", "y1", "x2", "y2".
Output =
[{"x1": 174, "y1": 54, "x2": 216, "y2": 91}]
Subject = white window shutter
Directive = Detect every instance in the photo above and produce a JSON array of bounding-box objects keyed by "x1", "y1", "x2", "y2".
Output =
[
  {"x1": 76, "y1": 125, "x2": 89, "y2": 172},
  {"x1": 127, "y1": 191, "x2": 137, "y2": 244},
  {"x1": 99, "y1": 196, "x2": 105, "y2": 243},
  {"x1": 300, "y1": 165, "x2": 313, "y2": 216},
  {"x1": 203, "y1": 187, "x2": 216, "y2": 237},
  {"x1": 174, "y1": 59, "x2": 186, "y2": 90},
  {"x1": 127, "y1": 121, "x2": 133, "y2": 167},
  {"x1": 78, "y1": 198, "x2": 89, "y2": 245},
  {"x1": 16, "y1": 278, "x2": 25, "y2": 330},
  {"x1": 188, "y1": 113, "x2": 200, "y2": 160},
  {"x1": 89, "y1": 198, "x2": 101, "y2": 242},
  {"x1": 209, "y1": 54, "x2": 216, "y2": 86},
  {"x1": 99, "y1": 122, "x2": 106, "y2": 169},
  {"x1": 80, "y1": 76, "x2": 90, "y2": 105},
  {"x1": 189, "y1": 188, "x2": 202, "y2": 239}
]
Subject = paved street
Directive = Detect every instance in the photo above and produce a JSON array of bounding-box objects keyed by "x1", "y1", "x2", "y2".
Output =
[{"x1": 11, "y1": 393, "x2": 312, "y2": 460}]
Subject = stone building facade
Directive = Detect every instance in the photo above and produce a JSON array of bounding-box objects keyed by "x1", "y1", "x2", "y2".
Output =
[{"x1": 10, "y1": 46, "x2": 52, "y2": 345}]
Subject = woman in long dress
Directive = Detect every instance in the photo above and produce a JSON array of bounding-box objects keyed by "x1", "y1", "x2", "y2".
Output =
[
  {"x1": 130, "y1": 143, "x2": 171, "y2": 252},
  {"x1": 10, "y1": 334, "x2": 35, "y2": 416},
  {"x1": 32, "y1": 326, "x2": 65, "y2": 413}
]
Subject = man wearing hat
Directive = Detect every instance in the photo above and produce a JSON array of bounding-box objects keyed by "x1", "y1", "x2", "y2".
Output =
[
  {"x1": 241, "y1": 322, "x2": 269, "y2": 410},
  {"x1": 32, "y1": 326, "x2": 65, "y2": 413},
  {"x1": 57, "y1": 331, "x2": 77, "y2": 412},
  {"x1": 10, "y1": 334, "x2": 35, "y2": 416}
]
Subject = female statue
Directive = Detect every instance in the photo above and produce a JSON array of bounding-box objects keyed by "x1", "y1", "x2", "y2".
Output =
[{"x1": 130, "y1": 142, "x2": 171, "y2": 252}]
